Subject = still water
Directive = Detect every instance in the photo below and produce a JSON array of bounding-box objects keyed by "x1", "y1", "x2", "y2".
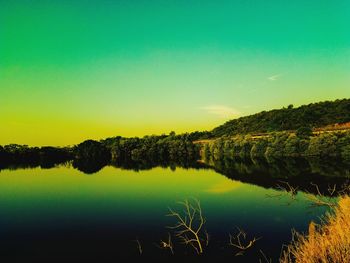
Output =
[{"x1": 0, "y1": 160, "x2": 347, "y2": 262}]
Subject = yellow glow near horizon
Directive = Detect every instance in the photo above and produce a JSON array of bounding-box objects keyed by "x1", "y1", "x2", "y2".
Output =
[{"x1": 1, "y1": 1, "x2": 349, "y2": 146}]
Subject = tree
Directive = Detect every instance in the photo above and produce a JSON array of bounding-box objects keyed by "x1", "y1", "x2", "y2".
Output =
[
  {"x1": 265, "y1": 132, "x2": 289, "y2": 157},
  {"x1": 239, "y1": 136, "x2": 252, "y2": 158},
  {"x1": 211, "y1": 138, "x2": 224, "y2": 160},
  {"x1": 296, "y1": 126, "x2": 313, "y2": 138},
  {"x1": 306, "y1": 133, "x2": 338, "y2": 156},
  {"x1": 74, "y1": 140, "x2": 111, "y2": 160},
  {"x1": 202, "y1": 143, "x2": 211, "y2": 161},
  {"x1": 250, "y1": 138, "x2": 268, "y2": 157},
  {"x1": 284, "y1": 135, "x2": 309, "y2": 157},
  {"x1": 338, "y1": 132, "x2": 350, "y2": 160}
]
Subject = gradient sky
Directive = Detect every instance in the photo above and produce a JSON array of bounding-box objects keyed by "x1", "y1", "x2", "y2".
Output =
[{"x1": 1, "y1": 0, "x2": 350, "y2": 146}]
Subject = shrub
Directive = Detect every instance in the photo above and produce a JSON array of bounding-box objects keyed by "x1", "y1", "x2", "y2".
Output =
[{"x1": 281, "y1": 196, "x2": 350, "y2": 263}]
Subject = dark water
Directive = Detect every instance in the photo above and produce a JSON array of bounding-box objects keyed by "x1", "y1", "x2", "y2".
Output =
[{"x1": 0, "y1": 158, "x2": 349, "y2": 262}]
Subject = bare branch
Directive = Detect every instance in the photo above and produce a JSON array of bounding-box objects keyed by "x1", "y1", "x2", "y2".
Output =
[
  {"x1": 259, "y1": 249, "x2": 272, "y2": 263},
  {"x1": 204, "y1": 230, "x2": 210, "y2": 246},
  {"x1": 265, "y1": 180, "x2": 299, "y2": 206},
  {"x1": 229, "y1": 228, "x2": 261, "y2": 256},
  {"x1": 167, "y1": 198, "x2": 208, "y2": 254},
  {"x1": 305, "y1": 182, "x2": 340, "y2": 208},
  {"x1": 310, "y1": 182, "x2": 322, "y2": 196}
]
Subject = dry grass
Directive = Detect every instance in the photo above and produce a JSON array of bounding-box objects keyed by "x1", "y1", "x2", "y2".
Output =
[{"x1": 280, "y1": 195, "x2": 350, "y2": 263}]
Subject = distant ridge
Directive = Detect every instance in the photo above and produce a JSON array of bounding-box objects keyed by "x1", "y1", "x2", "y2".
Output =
[{"x1": 212, "y1": 99, "x2": 350, "y2": 137}]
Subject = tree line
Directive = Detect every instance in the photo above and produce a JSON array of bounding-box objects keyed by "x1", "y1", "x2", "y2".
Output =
[
  {"x1": 201, "y1": 131, "x2": 350, "y2": 161},
  {"x1": 0, "y1": 144, "x2": 73, "y2": 169},
  {"x1": 0, "y1": 132, "x2": 205, "y2": 173},
  {"x1": 101, "y1": 132, "x2": 201, "y2": 164}
]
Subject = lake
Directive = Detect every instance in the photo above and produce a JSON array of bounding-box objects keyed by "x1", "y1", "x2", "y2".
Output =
[{"x1": 0, "y1": 158, "x2": 348, "y2": 262}]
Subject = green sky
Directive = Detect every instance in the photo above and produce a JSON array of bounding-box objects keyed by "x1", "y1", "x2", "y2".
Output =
[{"x1": 1, "y1": 0, "x2": 349, "y2": 146}]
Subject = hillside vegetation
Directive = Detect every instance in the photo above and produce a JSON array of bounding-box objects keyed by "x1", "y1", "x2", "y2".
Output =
[
  {"x1": 212, "y1": 99, "x2": 350, "y2": 137},
  {"x1": 201, "y1": 131, "x2": 350, "y2": 161}
]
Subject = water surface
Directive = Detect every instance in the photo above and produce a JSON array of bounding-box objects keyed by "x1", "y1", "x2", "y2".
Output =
[{"x1": 0, "y1": 161, "x2": 346, "y2": 262}]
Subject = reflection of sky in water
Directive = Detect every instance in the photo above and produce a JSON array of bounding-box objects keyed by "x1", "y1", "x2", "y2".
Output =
[{"x1": 0, "y1": 165, "x2": 331, "y2": 260}]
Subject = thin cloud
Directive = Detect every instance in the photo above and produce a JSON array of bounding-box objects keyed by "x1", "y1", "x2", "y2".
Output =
[
  {"x1": 200, "y1": 105, "x2": 240, "y2": 118},
  {"x1": 267, "y1": 74, "x2": 282, "y2": 81}
]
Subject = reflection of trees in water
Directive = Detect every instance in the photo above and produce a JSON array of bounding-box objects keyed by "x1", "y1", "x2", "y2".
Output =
[
  {"x1": 72, "y1": 158, "x2": 109, "y2": 174},
  {"x1": 264, "y1": 157, "x2": 312, "y2": 178},
  {"x1": 204, "y1": 156, "x2": 350, "y2": 195},
  {"x1": 0, "y1": 158, "x2": 71, "y2": 171},
  {"x1": 1, "y1": 150, "x2": 349, "y2": 195},
  {"x1": 307, "y1": 158, "x2": 350, "y2": 178},
  {"x1": 0, "y1": 154, "x2": 205, "y2": 174},
  {"x1": 110, "y1": 157, "x2": 206, "y2": 172}
]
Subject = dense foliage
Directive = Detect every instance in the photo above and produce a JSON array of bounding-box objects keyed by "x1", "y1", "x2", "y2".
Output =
[
  {"x1": 0, "y1": 132, "x2": 203, "y2": 173},
  {"x1": 102, "y1": 132, "x2": 201, "y2": 164},
  {"x1": 0, "y1": 144, "x2": 73, "y2": 169},
  {"x1": 201, "y1": 131, "x2": 350, "y2": 161},
  {"x1": 71, "y1": 140, "x2": 111, "y2": 173},
  {"x1": 74, "y1": 140, "x2": 111, "y2": 160},
  {"x1": 212, "y1": 99, "x2": 350, "y2": 137}
]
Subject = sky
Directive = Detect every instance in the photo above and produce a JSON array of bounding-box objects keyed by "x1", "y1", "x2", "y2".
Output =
[{"x1": 1, "y1": 0, "x2": 350, "y2": 146}]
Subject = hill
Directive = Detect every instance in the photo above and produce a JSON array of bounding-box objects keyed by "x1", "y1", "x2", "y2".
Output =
[{"x1": 212, "y1": 99, "x2": 350, "y2": 137}]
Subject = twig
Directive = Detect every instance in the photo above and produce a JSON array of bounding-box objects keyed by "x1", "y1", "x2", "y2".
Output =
[
  {"x1": 229, "y1": 227, "x2": 261, "y2": 256},
  {"x1": 305, "y1": 182, "x2": 338, "y2": 208},
  {"x1": 265, "y1": 180, "x2": 299, "y2": 205},
  {"x1": 259, "y1": 249, "x2": 272, "y2": 263},
  {"x1": 134, "y1": 238, "x2": 142, "y2": 255},
  {"x1": 156, "y1": 233, "x2": 174, "y2": 255}
]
